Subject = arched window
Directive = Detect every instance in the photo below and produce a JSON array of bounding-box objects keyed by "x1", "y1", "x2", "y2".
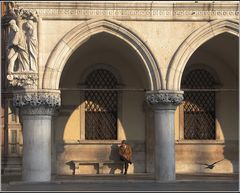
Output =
[
  {"x1": 85, "y1": 69, "x2": 118, "y2": 140},
  {"x1": 182, "y1": 69, "x2": 216, "y2": 139}
]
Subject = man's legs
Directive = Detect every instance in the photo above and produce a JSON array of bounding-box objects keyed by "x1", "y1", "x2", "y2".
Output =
[
  {"x1": 124, "y1": 162, "x2": 129, "y2": 175},
  {"x1": 120, "y1": 156, "x2": 130, "y2": 175}
]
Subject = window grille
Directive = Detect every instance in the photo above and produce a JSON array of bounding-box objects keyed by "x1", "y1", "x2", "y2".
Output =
[
  {"x1": 182, "y1": 69, "x2": 216, "y2": 139},
  {"x1": 85, "y1": 69, "x2": 118, "y2": 140}
]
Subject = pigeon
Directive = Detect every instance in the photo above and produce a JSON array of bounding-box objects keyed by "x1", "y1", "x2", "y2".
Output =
[{"x1": 199, "y1": 159, "x2": 224, "y2": 169}]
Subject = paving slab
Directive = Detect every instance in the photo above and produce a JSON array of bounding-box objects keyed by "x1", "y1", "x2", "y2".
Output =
[{"x1": 1, "y1": 173, "x2": 239, "y2": 191}]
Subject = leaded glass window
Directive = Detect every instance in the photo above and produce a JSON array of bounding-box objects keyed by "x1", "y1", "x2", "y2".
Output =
[
  {"x1": 85, "y1": 69, "x2": 118, "y2": 140},
  {"x1": 182, "y1": 69, "x2": 216, "y2": 139}
]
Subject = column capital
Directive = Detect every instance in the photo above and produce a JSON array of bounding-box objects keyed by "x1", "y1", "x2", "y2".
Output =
[
  {"x1": 13, "y1": 89, "x2": 61, "y2": 108},
  {"x1": 145, "y1": 90, "x2": 184, "y2": 107}
]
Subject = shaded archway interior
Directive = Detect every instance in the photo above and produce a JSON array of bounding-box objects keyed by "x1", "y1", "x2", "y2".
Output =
[
  {"x1": 175, "y1": 32, "x2": 239, "y2": 173},
  {"x1": 54, "y1": 32, "x2": 150, "y2": 174},
  {"x1": 60, "y1": 32, "x2": 149, "y2": 89}
]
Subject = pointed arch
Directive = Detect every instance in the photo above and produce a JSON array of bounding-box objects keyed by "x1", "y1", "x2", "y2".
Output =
[
  {"x1": 167, "y1": 19, "x2": 239, "y2": 91},
  {"x1": 42, "y1": 18, "x2": 162, "y2": 90}
]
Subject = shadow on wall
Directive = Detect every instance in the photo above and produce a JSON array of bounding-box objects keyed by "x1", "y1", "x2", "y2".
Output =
[
  {"x1": 108, "y1": 144, "x2": 124, "y2": 174},
  {"x1": 65, "y1": 160, "x2": 76, "y2": 175},
  {"x1": 53, "y1": 102, "x2": 127, "y2": 175},
  {"x1": 52, "y1": 104, "x2": 78, "y2": 175},
  {"x1": 216, "y1": 92, "x2": 239, "y2": 173},
  {"x1": 223, "y1": 140, "x2": 239, "y2": 173}
]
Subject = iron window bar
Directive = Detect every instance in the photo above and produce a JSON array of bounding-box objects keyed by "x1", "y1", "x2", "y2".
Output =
[
  {"x1": 58, "y1": 88, "x2": 238, "y2": 92},
  {"x1": 59, "y1": 88, "x2": 147, "y2": 91},
  {"x1": 2, "y1": 88, "x2": 237, "y2": 94}
]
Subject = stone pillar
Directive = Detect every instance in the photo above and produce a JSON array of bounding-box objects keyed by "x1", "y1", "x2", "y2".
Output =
[
  {"x1": 13, "y1": 90, "x2": 60, "y2": 182},
  {"x1": 145, "y1": 90, "x2": 183, "y2": 181}
]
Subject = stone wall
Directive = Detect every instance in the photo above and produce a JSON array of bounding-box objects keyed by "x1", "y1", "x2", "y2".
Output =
[{"x1": 55, "y1": 140, "x2": 145, "y2": 175}]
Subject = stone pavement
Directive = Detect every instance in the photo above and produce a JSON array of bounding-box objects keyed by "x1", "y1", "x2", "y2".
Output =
[{"x1": 1, "y1": 173, "x2": 239, "y2": 191}]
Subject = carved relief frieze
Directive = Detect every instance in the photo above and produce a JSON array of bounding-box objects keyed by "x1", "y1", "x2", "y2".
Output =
[
  {"x1": 7, "y1": 73, "x2": 38, "y2": 88},
  {"x1": 13, "y1": 91, "x2": 61, "y2": 108},
  {"x1": 19, "y1": 3, "x2": 239, "y2": 20},
  {"x1": 2, "y1": 2, "x2": 38, "y2": 23},
  {"x1": 2, "y1": 2, "x2": 39, "y2": 89}
]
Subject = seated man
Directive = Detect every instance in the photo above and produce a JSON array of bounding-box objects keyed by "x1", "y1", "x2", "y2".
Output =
[{"x1": 118, "y1": 140, "x2": 132, "y2": 175}]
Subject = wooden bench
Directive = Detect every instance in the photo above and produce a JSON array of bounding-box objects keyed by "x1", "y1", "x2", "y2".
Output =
[{"x1": 70, "y1": 160, "x2": 124, "y2": 175}]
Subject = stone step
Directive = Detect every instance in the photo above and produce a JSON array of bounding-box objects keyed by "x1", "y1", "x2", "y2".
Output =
[
  {"x1": 3, "y1": 167, "x2": 22, "y2": 175},
  {"x1": 55, "y1": 173, "x2": 154, "y2": 181},
  {"x1": 2, "y1": 162, "x2": 22, "y2": 167},
  {"x1": 2, "y1": 157, "x2": 22, "y2": 163},
  {"x1": 2, "y1": 156, "x2": 23, "y2": 175}
]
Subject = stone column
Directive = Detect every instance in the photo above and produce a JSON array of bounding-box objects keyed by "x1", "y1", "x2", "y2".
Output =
[
  {"x1": 13, "y1": 90, "x2": 60, "y2": 182},
  {"x1": 145, "y1": 90, "x2": 183, "y2": 181}
]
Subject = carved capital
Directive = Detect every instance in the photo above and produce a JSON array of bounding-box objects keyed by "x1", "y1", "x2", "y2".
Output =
[
  {"x1": 145, "y1": 90, "x2": 184, "y2": 106},
  {"x1": 13, "y1": 90, "x2": 61, "y2": 108}
]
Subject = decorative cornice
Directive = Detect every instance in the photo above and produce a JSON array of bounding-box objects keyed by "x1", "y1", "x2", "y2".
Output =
[
  {"x1": 145, "y1": 90, "x2": 184, "y2": 106},
  {"x1": 13, "y1": 90, "x2": 61, "y2": 108},
  {"x1": 14, "y1": 2, "x2": 239, "y2": 21}
]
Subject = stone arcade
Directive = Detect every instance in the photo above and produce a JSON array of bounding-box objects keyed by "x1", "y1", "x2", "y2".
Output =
[{"x1": 1, "y1": 1, "x2": 239, "y2": 182}]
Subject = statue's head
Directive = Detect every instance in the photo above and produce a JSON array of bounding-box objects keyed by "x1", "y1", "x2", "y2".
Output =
[
  {"x1": 9, "y1": 19, "x2": 19, "y2": 32},
  {"x1": 27, "y1": 20, "x2": 34, "y2": 27},
  {"x1": 9, "y1": 19, "x2": 16, "y2": 25}
]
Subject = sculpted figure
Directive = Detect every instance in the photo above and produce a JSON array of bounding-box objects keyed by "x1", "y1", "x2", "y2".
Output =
[
  {"x1": 7, "y1": 19, "x2": 29, "y2": 73},
  {"x1": 25, "y1": 20, "x2": 37, "y2": 72}
]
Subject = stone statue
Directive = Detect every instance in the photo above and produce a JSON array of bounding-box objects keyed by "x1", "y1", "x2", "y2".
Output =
[
  {"x1": 25, "y1": 20, "x2": 37, "y2": 72},
  {"x1": 7, "y1": 19, "x2": 29, "y2": 73},
  {"x1": 4, "y1": 6, "x2": 39, "y2": 88},
  {"x1": 7, "y1": 18, "x2": 38, "y2": 74}
]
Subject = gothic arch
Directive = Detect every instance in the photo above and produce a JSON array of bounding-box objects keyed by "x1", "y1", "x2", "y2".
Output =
[
  {"x1": 167, "y1": 19, "x2": 239, "y2": 91},
  {"x1": 42, "y1": 18, "x2": 162, "y2": 90}
]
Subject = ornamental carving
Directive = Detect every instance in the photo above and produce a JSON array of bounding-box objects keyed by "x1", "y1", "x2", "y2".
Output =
[
  {"x1": 2, "y1": 2, "x2": 39, "y2": 88},
  {"x1": 2, "y1": 2, "x2": 38, "y2": 23},
  {"x1": 145, "y1": 91, "x2": 184, "y2": 105},
  {"x1": 7, "y1": 73, "x2": 38, "y2": 88},
  {"x1": 13, "y1": 92, "x2": 61, "y2": 108},
  {"x1": 17, "y1": 3, "x2": 239, "y2": 21},
  {"x1": 20, "y1": 106, "x2": 57, "y2": 116}
]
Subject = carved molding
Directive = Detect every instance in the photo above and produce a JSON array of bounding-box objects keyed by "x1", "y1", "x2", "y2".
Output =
[
  {"x1": 166, "y1": 19, "x2": 239, "y2": 90},
  {"x1": 15, "y1": 2, "x2": 239, "y2": 20},
  {"x1": 2, "y1": 3, "x2": 38, "y2": 24},
  {"x1": 43, "y1": 18, "x2": 161, "y2": 90},
  {"x1": 7, "y1": 73, "x2": 38, "y2": 88},
  {"x1": 145, "y1": 91, "x2": 184, "y2": 106},
  {"x1": 20, "y1": 106, "x2": 56, "y2": 116},
  {"x1": 13, "y1": 91, "x2": 61, "y2": 108}
]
